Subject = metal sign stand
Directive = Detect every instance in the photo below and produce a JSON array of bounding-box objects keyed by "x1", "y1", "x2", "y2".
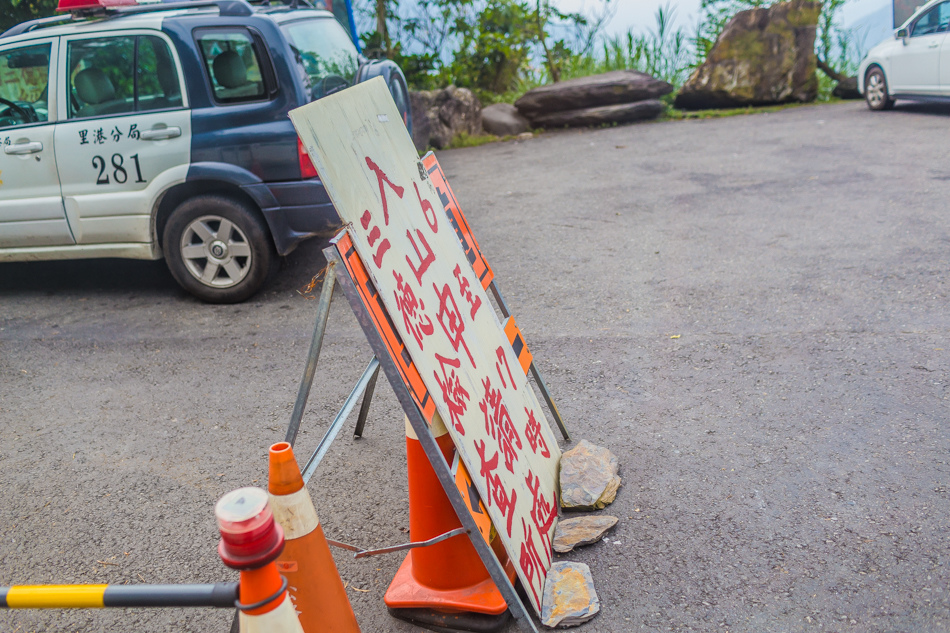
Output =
[
  {"x1": 266, "y1": 236, "x2": 540, "y2": 633},
  {"x1": 271, "y1": 188, "x2": 578, "y2": 631}
]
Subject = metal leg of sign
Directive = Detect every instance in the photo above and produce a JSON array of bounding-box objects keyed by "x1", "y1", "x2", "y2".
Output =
[
  {"x1": 529, "y1": 362, "x2": 570, "y2": 442},
  {"x1": 354, "y1": 360, "x2": 381, "y2": 439},
  {"x1": 285, "y1": 263, "x2": 337, "y2": 448},
  {"x1": 489, "y1": 280, "x2": 570, "y2": 442},
  {"x1": 326, "y1": 244, "x2": 539, "y2": 633},
  {"x1": 300, "y1": 356, "x2": 380, "y2": 485}
]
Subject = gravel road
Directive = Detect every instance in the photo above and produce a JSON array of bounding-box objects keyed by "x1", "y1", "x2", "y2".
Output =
[{"x1": 1, "y1": 100, "x2": 948, "y2": 632}]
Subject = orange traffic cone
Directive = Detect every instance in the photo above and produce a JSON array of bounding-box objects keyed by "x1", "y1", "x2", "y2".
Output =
[
  {"x1": 384, "y1": 414, "x2": 514, "y2": 632},
  {"x1": 268, "y1": 442, "x2": 360, "y2": 633},
  {"x1": 215, "y1": 487, "x2": 305, "y2": 633}
]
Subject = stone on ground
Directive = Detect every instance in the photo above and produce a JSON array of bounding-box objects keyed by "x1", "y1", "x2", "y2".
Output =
[
  {"x1": 553, "y1": 516, "x2": 619, "y2": 553},
  {"x1": 529, "y1": 100, "x2": 664, "y2": 128},
  {"x1": 481, "y1": 103, "x2": 530, "y2": 136},
  {"x1": 410, "y1": 86, "x2": 482, "y2": 151},
  {"x1": 541, "y1": 562, "x2": 600, "y2": 628},
  {"x1": 674, "y1": 0, "x2": 820, "y2": 110},
  {"x1": 515, "y1": 70, "x2": 672, "y2": 118},
  {"x1": 560, "y1": 440, "x2": 620, "y2": 510}
]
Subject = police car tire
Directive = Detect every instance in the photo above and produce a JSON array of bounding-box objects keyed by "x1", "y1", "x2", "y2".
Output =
[{"x1": 163, "y1": 195, "x2": 276, "y2": 304}]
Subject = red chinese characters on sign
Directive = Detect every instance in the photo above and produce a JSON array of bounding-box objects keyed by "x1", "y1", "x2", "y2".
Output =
[
  {"x1": 393, "y1": 270, "x2": 434, "y2": 348},
  {"x1": 494, "y1": 345, "x2": 517, "y2": 391},
  {"x1": 365, "y1": 156, "x2": 404, "y2": 225},
  {"x1": 433, "y1": 353, "x2": 470, "y2": 435},
  {"x1": 525, "y1": 471, "x2": 556, "y2": 564},
  {"x1": 474, "y1": 439, "x2": 518, "y2": 537},
  {"x1": 432, "y1": 281, "x2": 475, "y2": 368},
  {"x1": 360, "y1": 209, "x2": 391, "y2": 268},
  {"x1": 406, "y1": 228, "x2": 435, "y2": 284},
  {"x1": 519, "y1": 519, "x2": 546, "y2": 608},
  {"x1": 478, "y1": 377, "x2": 522, "y2": 473},
  {"x1": 414, "y1": 181, "x2": 439, "y2": 233},
  {"x1": 523, "y1": 407, "x2": 551, "y2": 458},
  {"x1": 453, "y1": 264, "x2": 481, "y2": 320}
]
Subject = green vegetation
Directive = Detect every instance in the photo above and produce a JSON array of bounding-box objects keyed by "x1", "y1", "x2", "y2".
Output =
[
  {"x1": 5, "y1": 0, "x2": 864, "y2": 125},
  {"x1": 1, "y1": 0, "x2": 58, "y2": 33}
]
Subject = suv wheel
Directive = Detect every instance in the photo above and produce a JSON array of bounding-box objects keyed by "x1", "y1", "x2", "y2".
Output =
[
  {"x1": 163, "y1": 195, "x2": 275, "y2": 303},
  {"x1": 865, "y1": 66, "x2": 893, "y2": 111}
]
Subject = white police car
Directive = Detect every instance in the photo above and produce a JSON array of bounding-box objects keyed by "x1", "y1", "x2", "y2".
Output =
[{"x1": 0, "y1": 0, "x2": 412, "y2": 302}]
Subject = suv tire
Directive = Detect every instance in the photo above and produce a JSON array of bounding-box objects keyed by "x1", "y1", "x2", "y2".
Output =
[{"x1": 163, "y1": 195, "x2": 276, "y2": 303}]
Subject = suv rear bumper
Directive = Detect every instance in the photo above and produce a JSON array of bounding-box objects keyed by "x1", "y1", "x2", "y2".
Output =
[{"x1": 242, "y1": 179, "x2": 340, "y2": 256}]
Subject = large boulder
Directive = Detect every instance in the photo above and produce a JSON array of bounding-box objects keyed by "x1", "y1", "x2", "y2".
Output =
[
  {"x1": 674, "y1": 0, "x2": 820, "y2": 110},
  {"x1": 515, "y1": 70, "x2": 672, "y2": 119},
  {"x1": 410, "y1": 86, "x2": 482, "y2": 151},
  {"x1": 481, "y1": 103, "x2": 530, "y2": 136},
  {"x1": 530, "y1": 100, "x2": 664, "y2": 128}
]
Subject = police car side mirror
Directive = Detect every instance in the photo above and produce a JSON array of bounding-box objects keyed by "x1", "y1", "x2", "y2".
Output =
[{"x1": 897, "y1": 27, "x2": 909, "y2": 42}]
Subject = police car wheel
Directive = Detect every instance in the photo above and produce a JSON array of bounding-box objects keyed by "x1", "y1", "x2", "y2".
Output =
[{"x1": 163, "y1": 195, "x2": 276, "y2": 304}]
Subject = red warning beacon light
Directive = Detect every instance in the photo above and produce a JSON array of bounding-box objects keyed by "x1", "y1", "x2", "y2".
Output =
[
  {"x1": 215, "y1": 487, "x2": 286, "y2": 570},
  {"x1": 57, "y1": 0, "x2": 138, "y2": 14}
]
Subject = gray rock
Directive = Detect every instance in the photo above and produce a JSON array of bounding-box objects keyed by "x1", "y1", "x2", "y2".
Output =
[
  {"x1": 560, "y1": 440, "x2": 621, "y2": 511},
  {"x1": 515, "y1": 70, "x2": 672, "y2": 118},
  {"x1": 530, "y1": 100, "x2": 664, "y2": 129},
  {"x1": 674, "y1": 0, "x2": 820, "y2": 110},
  {"x1": 553, "y1": 516, "x2": 618, "y2": 553},
  {"x1": 833, "y1": 76, "x2": 861, "y2": 100},
  {"x1": 481, "y1": 103, "x2": 530, "y2": 136},
  {"x1": 541, "y1": 562, "x2": 600, "y2": 628},
  {"x1": 410, "y1": 86, "x2": 483, "y2": 151}
]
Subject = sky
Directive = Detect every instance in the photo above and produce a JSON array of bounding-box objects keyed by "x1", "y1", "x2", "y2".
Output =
[{"x1": 553, "y1": 0, "x2": 893, "y2": 38}]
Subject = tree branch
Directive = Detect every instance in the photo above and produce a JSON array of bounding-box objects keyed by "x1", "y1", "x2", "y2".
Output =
[{"x1": 816, "y1": 56, "x2": 847, "y2": 82}]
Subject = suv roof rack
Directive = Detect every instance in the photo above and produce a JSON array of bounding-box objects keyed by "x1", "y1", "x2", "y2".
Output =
[
  {"x1": 246, "y1": 0, "x2": 318, "y2": 8},
  {"x1": 1, "y1": 0, "x2": 254, "y2": 39}
]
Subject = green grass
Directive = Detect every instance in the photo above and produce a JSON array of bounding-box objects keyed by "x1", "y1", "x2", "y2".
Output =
[{"x1": 661, "y1": 98, "x2": 844, "y2": 121}]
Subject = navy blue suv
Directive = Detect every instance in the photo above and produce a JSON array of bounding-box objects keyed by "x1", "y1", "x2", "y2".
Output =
[{"x1": 0, "y1": 0, "x2": 412, "y2": 302}]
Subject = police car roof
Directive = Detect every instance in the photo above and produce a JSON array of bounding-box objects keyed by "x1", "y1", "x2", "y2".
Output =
[{"x1": 0, "y1": 1, "x2": 333, "y2": 43}]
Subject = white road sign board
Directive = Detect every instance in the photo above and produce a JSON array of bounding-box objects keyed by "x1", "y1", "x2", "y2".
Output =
[{"x1": 289, "y1": 77, "x2": 561, "y2": 613}]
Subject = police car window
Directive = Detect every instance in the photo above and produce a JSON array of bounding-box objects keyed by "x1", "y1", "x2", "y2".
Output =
[
  {"x1": 137, "y1": 36, "x2": 183, "y2": 110},
  {"x1": 198, "y1": 32, "x2": 266, "y2": 103},
  {"x1": 280, "y1": 18, "x2": 358, "y2": 100},
  {"x1": 0, "y1": 43, "x2": 51, "y2": 129},
  {"x1": 67, "y1": 36, "x2": 183, "y2": 119}
]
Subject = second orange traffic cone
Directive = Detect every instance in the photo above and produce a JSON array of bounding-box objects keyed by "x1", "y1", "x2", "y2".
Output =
[
  {"x1": 268, "y1": 442, "x2": 360, "y2": 633},
  {"x1": 384, "y1": 414, "x2": 514, "y2": 632}
]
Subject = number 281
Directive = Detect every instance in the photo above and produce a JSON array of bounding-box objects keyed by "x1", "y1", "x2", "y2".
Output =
[{"x1": 91, "y1": 153, "x2": 146, "y2": 185}]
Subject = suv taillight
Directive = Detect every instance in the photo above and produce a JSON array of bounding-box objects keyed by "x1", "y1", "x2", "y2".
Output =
[{"x1": 298, "y1": 138, "x2": 318, "y2": 179}]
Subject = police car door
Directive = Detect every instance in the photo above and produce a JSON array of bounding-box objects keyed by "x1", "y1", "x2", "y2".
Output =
[
  {"x1": 54, "y1": 31, "x2": 190, "y2": 246},
  {"x1": 0, "y1": 38, "x2": 72, "y2": 248}
]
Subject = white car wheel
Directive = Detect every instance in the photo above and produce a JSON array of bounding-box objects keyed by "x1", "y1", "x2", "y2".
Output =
[{"x1": 865, "y1": 67, "x2": 893, "y2": 111}]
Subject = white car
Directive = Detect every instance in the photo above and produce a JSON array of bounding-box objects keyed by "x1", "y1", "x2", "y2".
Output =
[{"x1": 858, "y1": 0, "x2": 950, "y2": 110}]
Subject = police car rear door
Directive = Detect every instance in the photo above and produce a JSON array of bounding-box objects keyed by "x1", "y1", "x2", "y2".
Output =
[
  {"x1": 0, "y1": 37, "x2": 73, "y2": 248},
  {"x1": 54, "y1": 29, "x2": 190, "y2": 246}
]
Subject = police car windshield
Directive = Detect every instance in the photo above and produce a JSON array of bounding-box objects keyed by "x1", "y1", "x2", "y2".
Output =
[{"x1": 281, "y1": 18, "x2": 358, "y2": 101}]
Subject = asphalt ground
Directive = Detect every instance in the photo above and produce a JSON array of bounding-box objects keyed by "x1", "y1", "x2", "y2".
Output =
[{"x1": 1, "y1": 100, "x2": 948, "y2": 633}]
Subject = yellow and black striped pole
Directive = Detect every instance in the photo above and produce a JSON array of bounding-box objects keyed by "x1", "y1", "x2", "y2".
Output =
[{"x1": 1, "y1": 583, "x2": 238, "y2": 609}]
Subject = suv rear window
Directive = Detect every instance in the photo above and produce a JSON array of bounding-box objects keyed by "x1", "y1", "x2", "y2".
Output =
[
  {"x1": 280, "y1": 18, "x2": 358, "y2": 100},
  {"x1": 198, "y1": 31, "x2": 267, "y2": 103}
]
